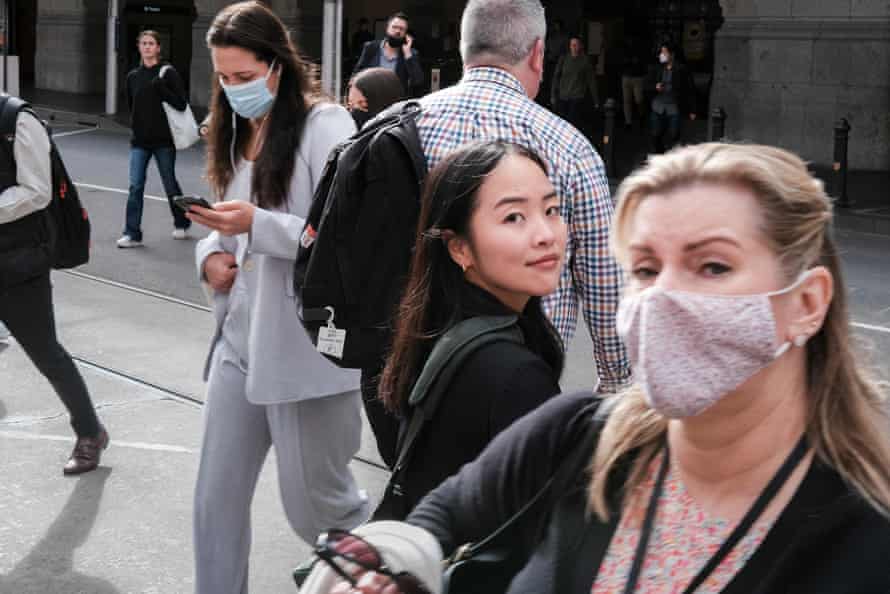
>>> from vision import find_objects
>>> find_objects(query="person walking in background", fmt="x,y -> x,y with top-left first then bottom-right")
0,97 -> 108,475
551,36 -> 600,135
541,18 -> 568,107
373,141 -> 565,520
648,41 -> 697,153
352,13 -> 424,98
620,36 -> 648,129
184,3 -> 368,592
402,143 -> 890,594
358,0 -> 630,480
117,30 -> 191,248
346,67 -> 404,130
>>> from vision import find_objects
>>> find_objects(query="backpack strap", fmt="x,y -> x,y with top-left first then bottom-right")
390,315 -> 522,482
0,95 -> 26,139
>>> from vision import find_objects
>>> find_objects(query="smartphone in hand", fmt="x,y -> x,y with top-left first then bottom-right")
173,195 -> 212,212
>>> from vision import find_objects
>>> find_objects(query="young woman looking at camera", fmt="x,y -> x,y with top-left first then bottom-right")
373,140 -> 567,521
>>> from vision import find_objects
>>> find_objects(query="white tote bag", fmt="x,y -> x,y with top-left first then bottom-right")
159,65 -> 200,150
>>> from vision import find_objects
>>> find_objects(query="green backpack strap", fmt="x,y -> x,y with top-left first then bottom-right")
389,315 -> 522,488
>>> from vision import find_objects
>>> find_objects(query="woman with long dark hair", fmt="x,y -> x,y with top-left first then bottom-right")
374,140 -> 567,520
185,3 -> 368,592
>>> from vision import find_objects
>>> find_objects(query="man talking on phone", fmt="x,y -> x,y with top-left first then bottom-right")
352,12 -> 424,97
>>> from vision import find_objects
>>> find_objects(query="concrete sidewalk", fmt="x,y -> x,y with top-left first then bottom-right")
0,272 -> 389,593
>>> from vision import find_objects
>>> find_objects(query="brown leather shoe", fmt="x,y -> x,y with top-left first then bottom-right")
63,428 -> 109,475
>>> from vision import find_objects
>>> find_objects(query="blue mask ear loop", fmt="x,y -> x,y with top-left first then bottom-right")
229,111 -> 237,174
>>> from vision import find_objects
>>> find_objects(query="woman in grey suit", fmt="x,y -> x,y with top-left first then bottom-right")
184,3 -> 368,592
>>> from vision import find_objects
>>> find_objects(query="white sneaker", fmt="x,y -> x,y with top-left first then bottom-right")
172,228 -> 189,240
116,235 -> 143,248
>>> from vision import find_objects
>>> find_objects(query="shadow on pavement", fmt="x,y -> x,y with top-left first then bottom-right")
0,467 -> 121,593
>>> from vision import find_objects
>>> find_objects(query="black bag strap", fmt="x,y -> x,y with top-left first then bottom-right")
0,95 -> 25,139
390,315 -> 522,478
448,396 -> 615,565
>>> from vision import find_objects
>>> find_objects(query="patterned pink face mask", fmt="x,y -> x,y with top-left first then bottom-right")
616,272 -> 810,418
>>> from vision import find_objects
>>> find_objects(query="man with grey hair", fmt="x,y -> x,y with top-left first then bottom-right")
360,0 -> 630,464
416,0 -> 629,390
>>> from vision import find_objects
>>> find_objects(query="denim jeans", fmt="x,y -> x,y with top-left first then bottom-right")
124,145 -> 189,241
650,111 -> 682,154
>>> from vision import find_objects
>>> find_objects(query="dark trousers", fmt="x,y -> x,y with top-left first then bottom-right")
556,98 -> 589,136
650,111 -> 682,154
0,273 -> 101,438
125,145 -> 189,241
360,362 -> 399,469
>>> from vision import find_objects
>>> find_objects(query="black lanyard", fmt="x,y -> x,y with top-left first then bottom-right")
622,434 -> 809,594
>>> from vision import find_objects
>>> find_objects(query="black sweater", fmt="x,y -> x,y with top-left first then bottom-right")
376,283 -> 562,520
126,62 -> 187,149
409,392 -> 890,594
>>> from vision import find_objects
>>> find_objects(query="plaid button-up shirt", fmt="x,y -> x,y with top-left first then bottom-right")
416,67 -> 631,391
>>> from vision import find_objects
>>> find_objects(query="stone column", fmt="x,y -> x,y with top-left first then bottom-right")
36,0 -> 107,94
712,0 -> 890,170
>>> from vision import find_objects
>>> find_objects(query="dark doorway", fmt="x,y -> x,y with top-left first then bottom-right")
11,0 -> 37,86
120,1 -> 197,108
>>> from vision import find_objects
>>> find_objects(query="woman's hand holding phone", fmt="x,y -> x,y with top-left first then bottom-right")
187,200 -> 256,237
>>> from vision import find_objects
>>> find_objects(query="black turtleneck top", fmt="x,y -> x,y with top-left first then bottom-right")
125,62 -> 188,149
379,281 -> 562,519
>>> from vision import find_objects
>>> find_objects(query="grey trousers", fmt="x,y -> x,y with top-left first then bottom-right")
193,339 -> 369,594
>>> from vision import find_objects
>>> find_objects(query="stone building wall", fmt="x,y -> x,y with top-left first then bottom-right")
35,0 -> 107,94
713,0 -> 890,170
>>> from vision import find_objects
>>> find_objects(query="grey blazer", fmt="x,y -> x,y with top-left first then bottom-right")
195,103 -> 359,405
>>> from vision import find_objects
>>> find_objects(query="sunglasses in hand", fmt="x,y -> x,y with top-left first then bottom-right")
314,529 -> 431,594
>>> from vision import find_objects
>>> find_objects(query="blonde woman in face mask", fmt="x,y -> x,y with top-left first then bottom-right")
392,143 -> 890,594
185,3 -> 368,593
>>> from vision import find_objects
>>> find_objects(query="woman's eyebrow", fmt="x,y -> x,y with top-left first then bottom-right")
683,235 -> 742,252
494,191 -> 558,209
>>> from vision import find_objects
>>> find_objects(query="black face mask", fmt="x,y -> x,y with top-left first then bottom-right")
351,108 -> 373,130
385,34 -> 406,48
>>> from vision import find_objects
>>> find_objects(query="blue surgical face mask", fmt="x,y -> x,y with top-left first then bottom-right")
220,59 -> 278,120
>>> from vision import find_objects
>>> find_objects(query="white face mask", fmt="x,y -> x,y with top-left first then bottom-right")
658,52 -> 670,64
616,271 -> 812,418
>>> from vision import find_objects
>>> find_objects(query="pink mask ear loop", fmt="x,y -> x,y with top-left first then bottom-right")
770,269 -> 814,358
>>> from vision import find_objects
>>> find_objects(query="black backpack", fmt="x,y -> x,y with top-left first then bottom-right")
294,101 -> 427,369
0,95 -> 90,270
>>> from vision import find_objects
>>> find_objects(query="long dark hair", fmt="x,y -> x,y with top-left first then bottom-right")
378,141 -> 565,415
205,1 -> 322,209
350,67 -> 404,118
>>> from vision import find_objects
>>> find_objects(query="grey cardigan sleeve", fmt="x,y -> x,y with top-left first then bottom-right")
248,103 -> 355,260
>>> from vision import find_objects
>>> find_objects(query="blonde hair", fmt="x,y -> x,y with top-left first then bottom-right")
590,142 -> 890,520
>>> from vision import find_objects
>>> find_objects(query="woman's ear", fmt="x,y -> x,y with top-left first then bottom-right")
444,231 -> 472,272
788,266 -> 833,345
